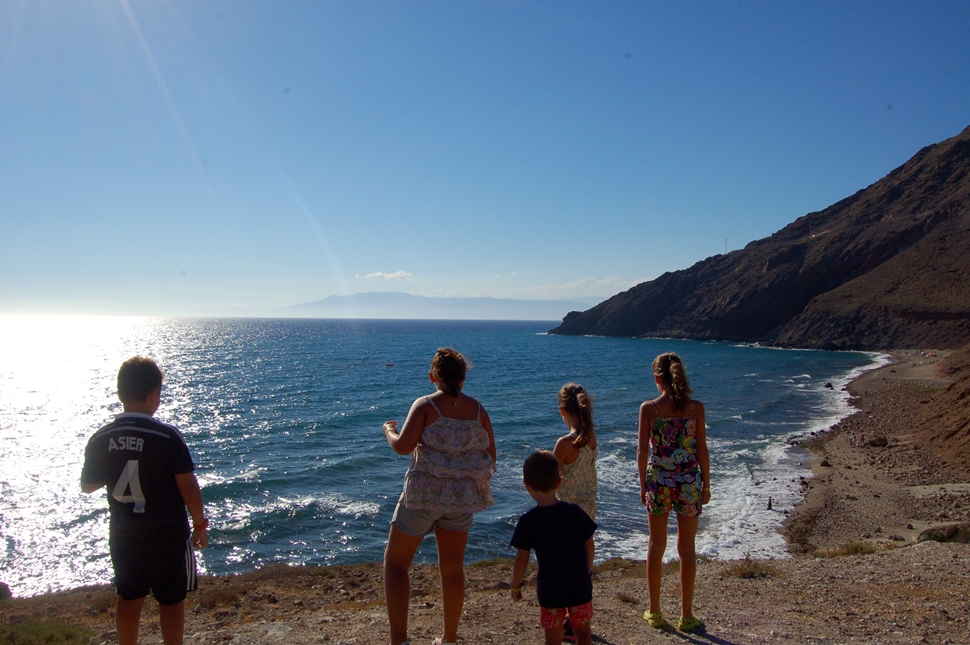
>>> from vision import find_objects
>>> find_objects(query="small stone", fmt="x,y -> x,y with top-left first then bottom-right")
820,459 -> 832,467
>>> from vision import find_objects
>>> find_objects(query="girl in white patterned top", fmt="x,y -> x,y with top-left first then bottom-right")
553,383 -> 598,519
381,348 -> 496,645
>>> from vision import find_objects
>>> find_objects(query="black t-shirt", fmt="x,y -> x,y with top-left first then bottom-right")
510,501 -> 597,608
81,413 -> 195,539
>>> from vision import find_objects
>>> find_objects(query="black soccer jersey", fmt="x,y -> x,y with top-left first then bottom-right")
81,412 -> 195,536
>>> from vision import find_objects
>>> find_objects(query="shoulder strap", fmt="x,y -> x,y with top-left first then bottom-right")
426,396 -> 440,413
688,400 -> 695,417
651,401 -> 659,416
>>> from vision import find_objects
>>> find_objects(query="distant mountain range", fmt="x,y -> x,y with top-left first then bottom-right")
283,292 -> 602,320
550,124 -> 970,350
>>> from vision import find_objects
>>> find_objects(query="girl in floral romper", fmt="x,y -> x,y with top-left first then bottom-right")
637,352 -> 710,633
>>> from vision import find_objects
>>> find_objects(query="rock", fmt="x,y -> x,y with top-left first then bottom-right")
917,522 -> 970,544
820,459 -> 832,467
868,436 -> 889,447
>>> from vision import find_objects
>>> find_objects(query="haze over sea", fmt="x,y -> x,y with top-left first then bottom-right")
0,316 -> 881,597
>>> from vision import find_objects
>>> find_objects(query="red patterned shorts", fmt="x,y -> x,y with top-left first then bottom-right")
539,601 -> 593,629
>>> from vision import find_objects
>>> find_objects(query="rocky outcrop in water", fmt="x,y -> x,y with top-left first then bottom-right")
550,125 -> 970,350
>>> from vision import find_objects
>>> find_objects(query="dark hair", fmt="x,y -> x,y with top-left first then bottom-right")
558,383 -> 594,448
523,450 -> 560,492
117,356 -> 163,404
653,352 -> 693,410
431,347 -> 467,397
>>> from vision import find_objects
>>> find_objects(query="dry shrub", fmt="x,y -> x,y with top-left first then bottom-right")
811,540 -> 896,558
0,621 -> 93,645
198,587 -> 242,610
469,557 -> 514,568
616,591 -> 639,604
718,554 -> 777,579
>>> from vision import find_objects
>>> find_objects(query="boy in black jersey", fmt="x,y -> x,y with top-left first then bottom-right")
510,450 -> 597,645
81,357 -> 208,645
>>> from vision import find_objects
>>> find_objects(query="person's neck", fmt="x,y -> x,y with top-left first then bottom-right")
123,402 -> 157,415
532,490 -> 560,507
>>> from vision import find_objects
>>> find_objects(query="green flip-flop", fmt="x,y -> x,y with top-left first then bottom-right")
642,611 -> 666,628
677,615 -> 705,632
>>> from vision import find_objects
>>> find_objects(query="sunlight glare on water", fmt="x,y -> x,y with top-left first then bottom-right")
0,316 -> 170,595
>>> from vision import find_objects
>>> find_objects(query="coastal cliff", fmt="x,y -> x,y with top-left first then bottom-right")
550,124 -> 970,350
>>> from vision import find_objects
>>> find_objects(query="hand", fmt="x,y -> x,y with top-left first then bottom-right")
382,421 -> 398,437
193,526 -> 208,549
702,486 -> 711,505
510,588 -> 522,603
640,487 -> 648,507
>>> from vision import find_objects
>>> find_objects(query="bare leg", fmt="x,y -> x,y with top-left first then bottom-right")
544,625 -> 565,645
158,600 -> 185,645
676,514 -> 700,619
572,619 -> 593,645
116,595 -> 146,645
434,526 -> 469,644
646,512 -> 669,615
384,524 -> 423,645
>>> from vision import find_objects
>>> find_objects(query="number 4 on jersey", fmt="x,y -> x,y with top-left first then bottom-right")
112,460 -> 146,513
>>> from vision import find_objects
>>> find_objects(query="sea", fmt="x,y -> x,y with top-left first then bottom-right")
0,316 -> 884,598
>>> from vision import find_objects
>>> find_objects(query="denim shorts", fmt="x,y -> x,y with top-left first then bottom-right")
391,497 -> 474,536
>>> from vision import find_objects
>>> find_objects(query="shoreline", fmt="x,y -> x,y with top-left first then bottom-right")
782,349 -> 970,554
4,350 -> 970,644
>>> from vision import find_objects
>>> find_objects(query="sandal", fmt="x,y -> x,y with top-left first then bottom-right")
432,640 -> 457,645
677,615 -> 705,632
642,611 -> 666,628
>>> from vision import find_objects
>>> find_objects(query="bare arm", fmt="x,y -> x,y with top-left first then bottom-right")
175,472 -> 208,549
637,402 -> 655,506
383,397 -> 430,455
80,481 -> 104,494
480,407 -> 497,463
553,434 -> 578,467
510,548 -> 530,602
694,401 -> 711,505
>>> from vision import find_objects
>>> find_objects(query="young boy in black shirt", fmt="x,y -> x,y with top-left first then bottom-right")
510,450 -> 597,645
81,357 -> 208,645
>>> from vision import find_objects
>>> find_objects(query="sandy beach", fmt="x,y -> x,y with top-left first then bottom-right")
3,351 -> 970,645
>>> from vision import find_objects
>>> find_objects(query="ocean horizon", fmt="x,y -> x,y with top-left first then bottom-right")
0,316 -> 881,598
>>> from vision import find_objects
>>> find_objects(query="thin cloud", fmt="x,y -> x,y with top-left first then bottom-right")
414,276 -> 646,300
357,271 -> 413,280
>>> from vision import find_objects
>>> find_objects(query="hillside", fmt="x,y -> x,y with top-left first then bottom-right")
550,125 -> 970,350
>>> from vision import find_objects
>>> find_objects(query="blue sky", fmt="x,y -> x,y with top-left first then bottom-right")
1,1 -> 968,316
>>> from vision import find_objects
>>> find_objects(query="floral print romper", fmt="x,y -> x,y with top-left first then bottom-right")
644,401 -> 703,517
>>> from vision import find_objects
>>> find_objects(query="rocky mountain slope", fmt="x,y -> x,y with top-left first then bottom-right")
550,125 -> 970,350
